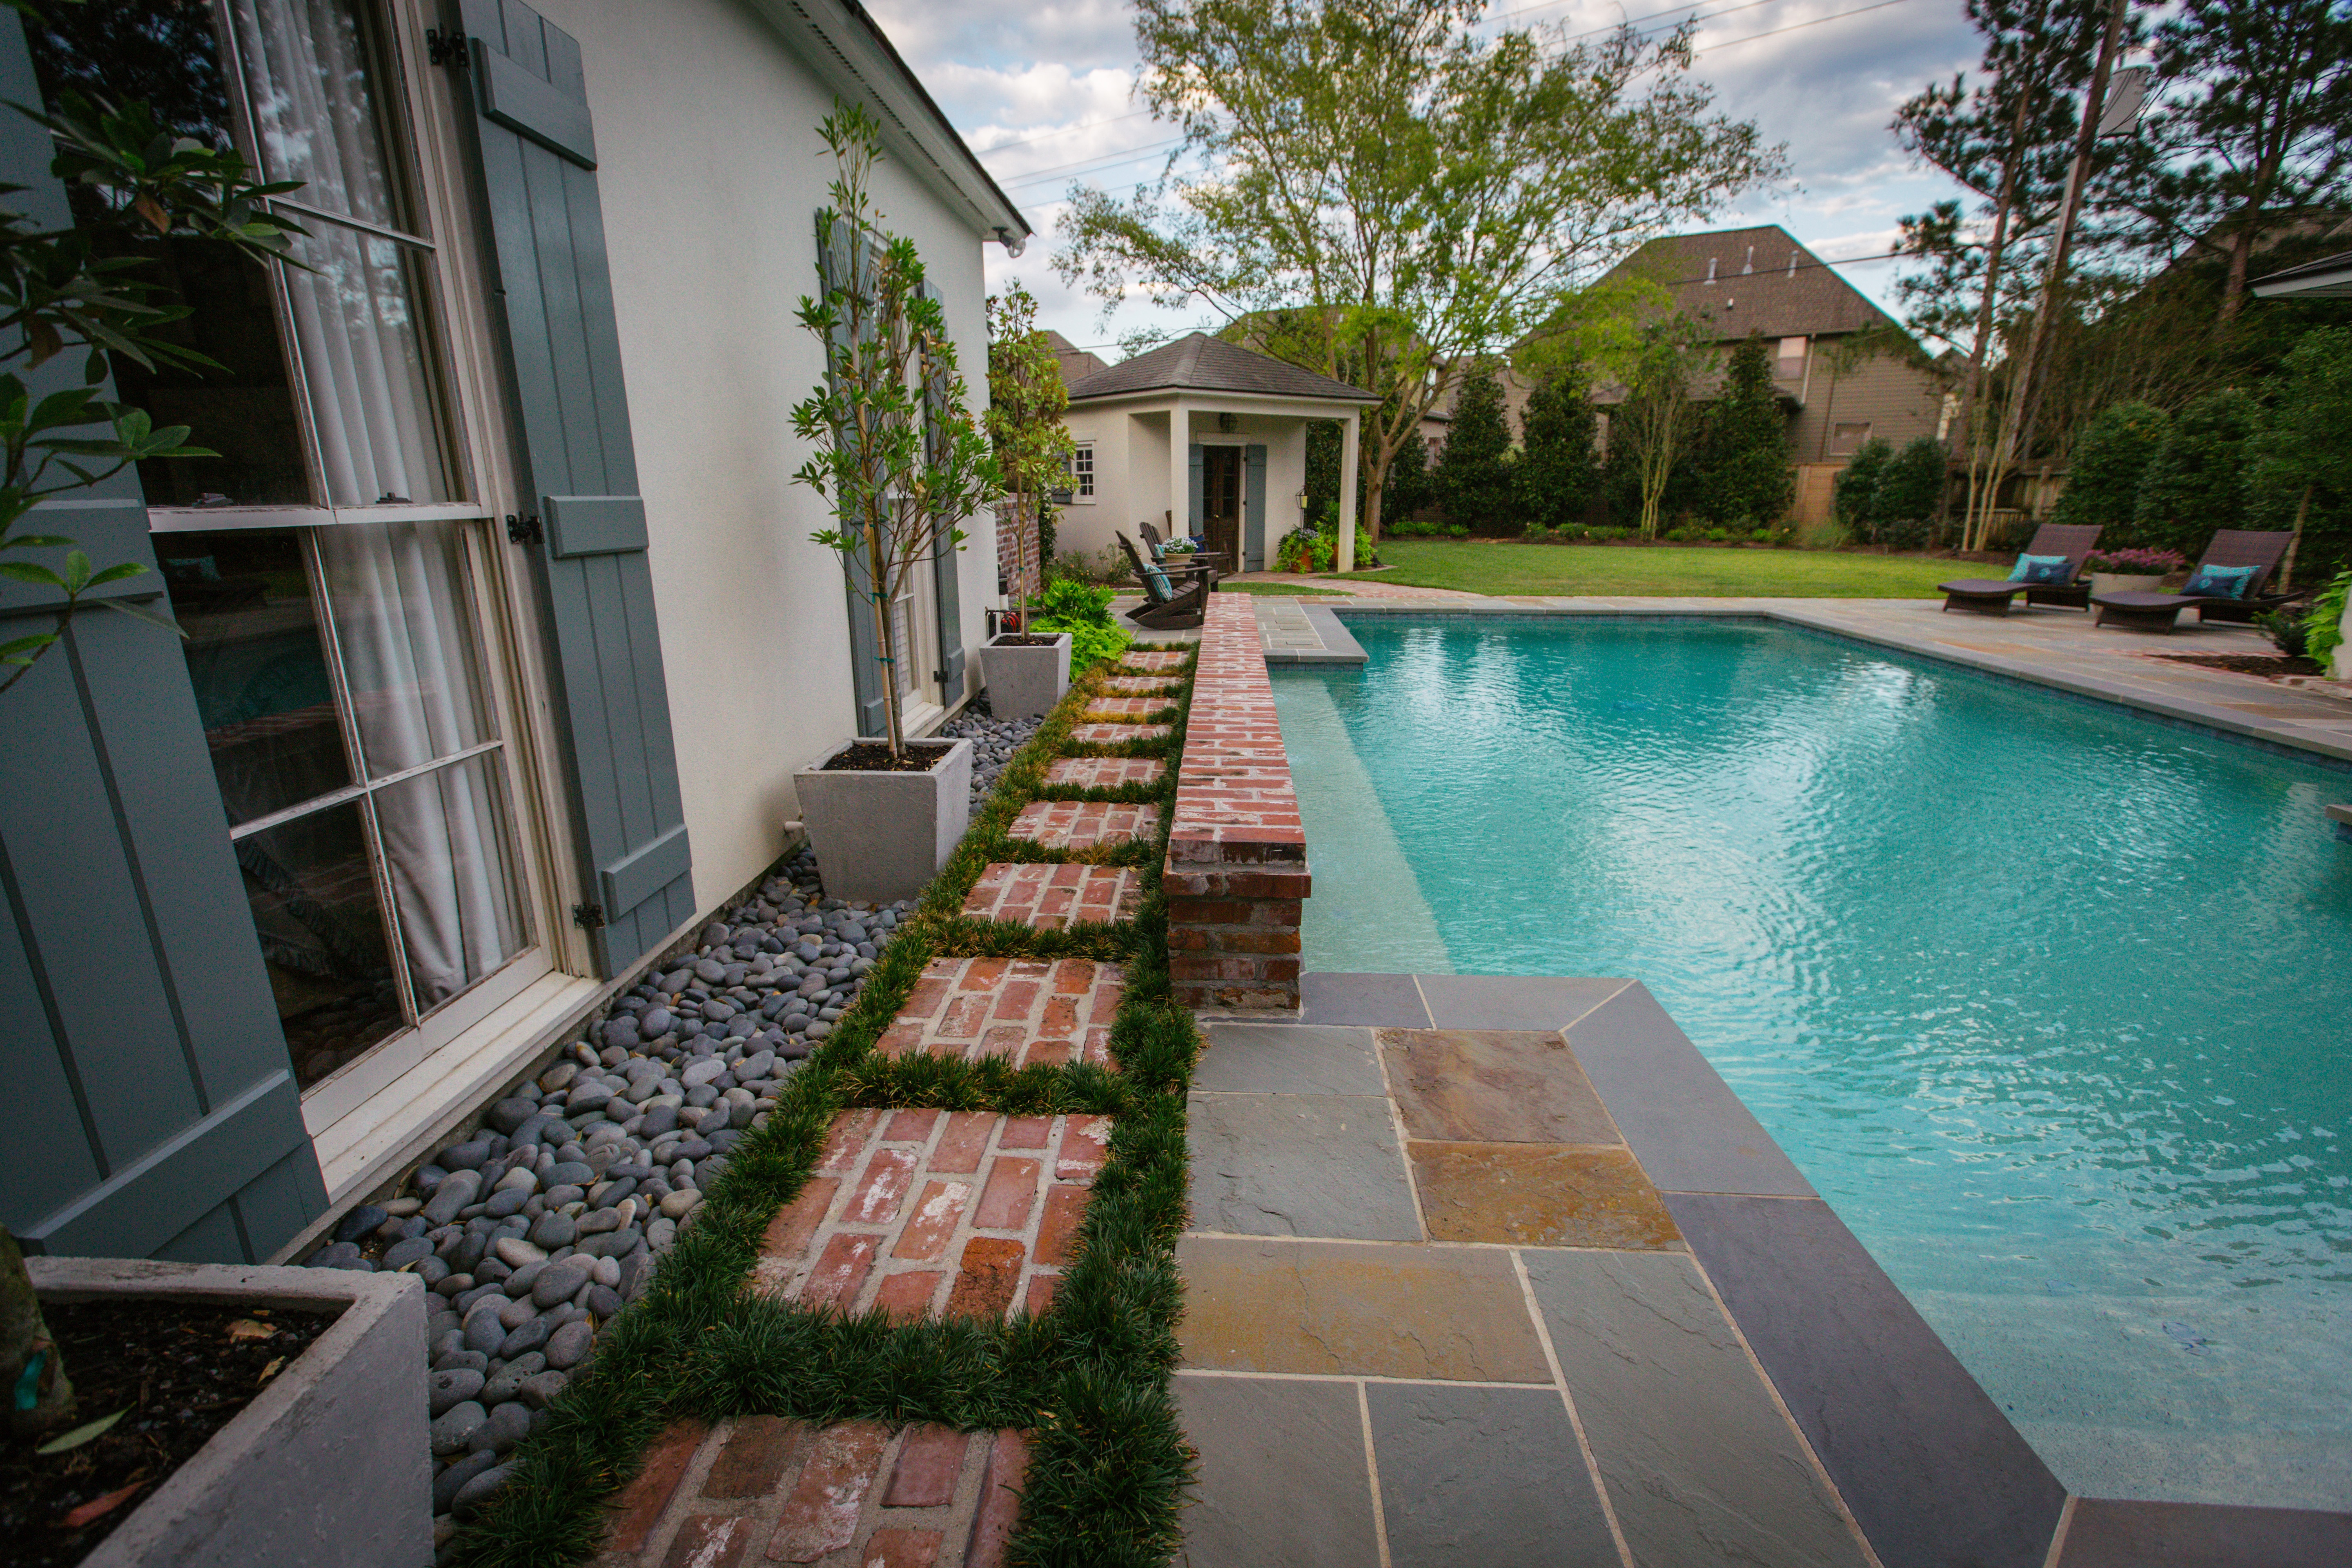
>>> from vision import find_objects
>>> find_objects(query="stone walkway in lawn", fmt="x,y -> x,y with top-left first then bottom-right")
588,651 -> 1187,1568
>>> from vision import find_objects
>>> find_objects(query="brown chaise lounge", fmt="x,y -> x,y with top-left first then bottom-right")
1937,523 -> 2102,615
1117,532 -> 1209,629
2091,530 -> 2296,633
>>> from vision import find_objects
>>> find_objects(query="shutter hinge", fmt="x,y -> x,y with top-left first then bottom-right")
425,28 -> 468,68
572,902 -> 606,930
506,512 -> 542,546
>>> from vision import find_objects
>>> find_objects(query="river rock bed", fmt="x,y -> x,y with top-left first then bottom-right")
941,705 -> 1040,806
298,848 -> 908,1559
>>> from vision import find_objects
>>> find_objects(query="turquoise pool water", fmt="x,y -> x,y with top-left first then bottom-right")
1272,617 -> 2352,1510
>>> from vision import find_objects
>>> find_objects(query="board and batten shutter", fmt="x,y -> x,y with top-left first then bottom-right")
0,9 -> 325,1261
917,281 -> 966,706
456,0 -> 693,976
814,209 -> 889,736
1243,443 -> 1267,570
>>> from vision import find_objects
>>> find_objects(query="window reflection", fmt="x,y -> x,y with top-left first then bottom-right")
234,798 -> 403,1087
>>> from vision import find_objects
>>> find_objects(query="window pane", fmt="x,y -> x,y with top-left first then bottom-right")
376,754 -> 528,1011
280,223 -> 453,505
314,519 -> 496,776
225,0 -> 412,232
236,798 -> 404,1087
162,529 -> 354,825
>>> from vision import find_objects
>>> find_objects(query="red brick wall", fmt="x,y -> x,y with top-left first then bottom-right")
1166,595 -> 1309,1010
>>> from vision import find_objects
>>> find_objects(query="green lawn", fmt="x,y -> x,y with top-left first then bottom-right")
1354,539 -> 1960,598
1221,580 -> 1352,596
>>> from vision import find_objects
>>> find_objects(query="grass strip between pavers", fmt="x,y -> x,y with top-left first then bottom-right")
449,645 -> 1202,1568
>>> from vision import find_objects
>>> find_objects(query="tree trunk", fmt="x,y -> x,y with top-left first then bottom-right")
3,1225 -> 73,1438
2282,483 -> 2312,592
2218,226 -> 2256,323
869,520 -> 905,758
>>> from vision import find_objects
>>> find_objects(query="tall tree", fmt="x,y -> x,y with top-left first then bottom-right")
1610,318 -> 1713,540
984,281 -> 1075,620
1516,365 -> 1598,532
1056,0 -> 1781,539
2126,0 -> 2352,322
2248,327 -> 2352,590
1698,334 -> 1792,528
2130,385 -> 2254,555
1433,361 -> 1514,532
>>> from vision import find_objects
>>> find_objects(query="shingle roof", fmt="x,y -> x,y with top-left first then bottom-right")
1601,225 -> 1895,342
1065,332 -> 1381,404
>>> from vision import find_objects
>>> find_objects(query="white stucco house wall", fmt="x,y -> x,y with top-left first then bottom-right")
1056,334 -> 1379,574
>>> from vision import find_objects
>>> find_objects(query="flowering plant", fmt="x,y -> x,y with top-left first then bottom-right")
2086,547 -> 2187,574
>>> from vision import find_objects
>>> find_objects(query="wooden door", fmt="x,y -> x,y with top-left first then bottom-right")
1203,445 -> 1243,563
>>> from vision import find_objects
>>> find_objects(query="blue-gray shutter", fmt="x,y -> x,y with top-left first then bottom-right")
917,281 -> 966,706
0,11 -> 324,1261
1244,443 -> 1268,570
1187,443 -> 1205,535
457,0 -> 692,976
815,211 -> 888,737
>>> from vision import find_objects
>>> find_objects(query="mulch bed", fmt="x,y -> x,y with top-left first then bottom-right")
820,740 -> 957,773
2148,653 -> 2325,679
1,1300 -> 335,1568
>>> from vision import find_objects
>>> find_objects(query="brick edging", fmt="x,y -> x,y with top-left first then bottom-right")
1165,597 -> 1308,1010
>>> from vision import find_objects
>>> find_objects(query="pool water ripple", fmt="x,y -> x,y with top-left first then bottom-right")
1274,617 -> 2352,1509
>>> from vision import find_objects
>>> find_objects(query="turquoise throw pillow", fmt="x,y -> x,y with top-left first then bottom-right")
1143,563 -> 1174,599
2009,553 -> 2072,584
2182,564 -> 2257,599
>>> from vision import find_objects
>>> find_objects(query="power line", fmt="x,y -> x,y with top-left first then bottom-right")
999,134 -> 1187,190
1690,0 -> 1915,54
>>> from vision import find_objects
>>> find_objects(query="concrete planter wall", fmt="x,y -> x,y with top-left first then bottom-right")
2090,572 -> 2167,596
795,737 -> 972,903
29,1257 -> 430,1568
978,632 -> 1071,720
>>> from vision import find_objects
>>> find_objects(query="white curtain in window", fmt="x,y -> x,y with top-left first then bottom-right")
229,0 -> 449,506
316,521 -> 523,1008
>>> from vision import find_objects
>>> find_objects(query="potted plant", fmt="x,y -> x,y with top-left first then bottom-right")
2087,547 -> 2187,595
789,103 -> 997,902
978,283 -> 1075,719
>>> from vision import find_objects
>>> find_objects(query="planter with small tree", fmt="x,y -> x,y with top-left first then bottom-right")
977,282 -> 1074,718
789,105 -> 997,902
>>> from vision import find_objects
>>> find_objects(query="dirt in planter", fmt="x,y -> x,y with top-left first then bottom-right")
989,634 -> 1063,646
0,1300 -> 336,1568
2149,653 -> 2325,679
821,739 -> 958,773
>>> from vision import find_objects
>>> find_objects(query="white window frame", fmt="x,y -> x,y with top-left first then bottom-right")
1067,439 -> 1095,503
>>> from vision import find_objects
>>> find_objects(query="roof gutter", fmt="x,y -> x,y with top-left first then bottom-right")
748,0 -> 1030,245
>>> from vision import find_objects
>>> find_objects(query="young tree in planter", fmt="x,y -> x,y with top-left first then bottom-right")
1699,333 -> 1792,530
1433,361 -> 1515,532
984,281 -> 1074,624
1516,363 -> 1599,532
794,104 -> 1000,759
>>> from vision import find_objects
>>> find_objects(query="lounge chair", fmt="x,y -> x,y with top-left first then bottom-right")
2091,530 -> 2296,633
1117,533 -> 1209,628
1937,523 -> 2102,615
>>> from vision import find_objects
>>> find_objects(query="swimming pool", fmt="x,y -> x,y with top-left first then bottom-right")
1272,616 -> 2352,1510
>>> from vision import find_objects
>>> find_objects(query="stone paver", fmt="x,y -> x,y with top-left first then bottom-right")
878,957 -> 1123,1067
962,862 -> 1141,929
1006,800 -> 1160,849
1186,1091 -> 1420,1241
1042,756 -> 1165,790
1101,675 -> 1184,695
1364,1382 -> 1621,1565
593,1417 -> 1030,1568
1407,1140 -> 1683,1250
1173,1375 -> 1383,1568
1067,722 -> 1170,746
748,1108 -> 1107,1320
1378,1027 -> 1622,1144
1082,696 -> 1178,721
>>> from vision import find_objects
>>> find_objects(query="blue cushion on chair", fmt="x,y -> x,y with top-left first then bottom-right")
1142,563 -> 1174,599
2008,553 -> 2073,584
2182,563 -> 2257,599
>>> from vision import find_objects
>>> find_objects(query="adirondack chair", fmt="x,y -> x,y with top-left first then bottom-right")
1117,532 -> 1209,628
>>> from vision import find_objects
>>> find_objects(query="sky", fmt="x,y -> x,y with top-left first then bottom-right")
863,0 -> 1995,359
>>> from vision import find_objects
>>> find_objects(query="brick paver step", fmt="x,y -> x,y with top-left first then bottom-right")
749,1107 -> 1109,1324
1119,651 -> 1188,672
1008,800 -> 1160,849
1101,675 -> 1184,695
963,862 -> 1142,929
594,1413 -> 1030,1568
1082,696 -> 1178,721
1067,722 -> 1170,746
879,956 -> 1122,1069
1044,756 -> 1165,790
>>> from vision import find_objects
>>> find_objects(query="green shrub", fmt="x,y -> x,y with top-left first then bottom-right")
2134,388 -> 2256,557
1443,522 -> 1469,538
2050,402 -> 2168,543
2257,608 -> 2310,660
1390,516 -> 1441,537
1699,334 -> 1795,528
1870,437 -> 1947,549
1028,579 -> 1131,666
1434,362 -> 1519,533
2308,570 -> 2350,670
1833,439 -> 1892,542
1516,365 -> 1600,532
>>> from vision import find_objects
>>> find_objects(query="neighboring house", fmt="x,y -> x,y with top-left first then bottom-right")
1057,333 -> 1379,572
1555,225 -> 1946,527
2252,248 -> 2352,300
1045,329 -> 1108,389
1,0 -> 1022,1265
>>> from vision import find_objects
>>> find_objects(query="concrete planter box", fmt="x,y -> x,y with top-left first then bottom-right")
978,632 -> 1071,719
27,1256 -> 430,1568
2090,572 -> 2167,596
795,737 -> 972,904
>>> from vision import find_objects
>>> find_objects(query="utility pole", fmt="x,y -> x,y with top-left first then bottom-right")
1996,0 -> 2130,475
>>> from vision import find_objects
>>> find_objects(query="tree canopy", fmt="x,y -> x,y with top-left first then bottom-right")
1433,361 -> 1514,533
1055,0 -> 1781,537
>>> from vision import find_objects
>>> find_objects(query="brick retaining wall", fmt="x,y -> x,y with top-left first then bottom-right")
1166,595 -> 1309,1010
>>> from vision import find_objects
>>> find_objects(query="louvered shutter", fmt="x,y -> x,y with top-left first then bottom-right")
457,0 -> 693,976
1244,443 -> 1268,570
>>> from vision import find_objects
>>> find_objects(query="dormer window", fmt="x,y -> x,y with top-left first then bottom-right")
1742,245 -> 1754,274
1706,257 -> 1718,284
